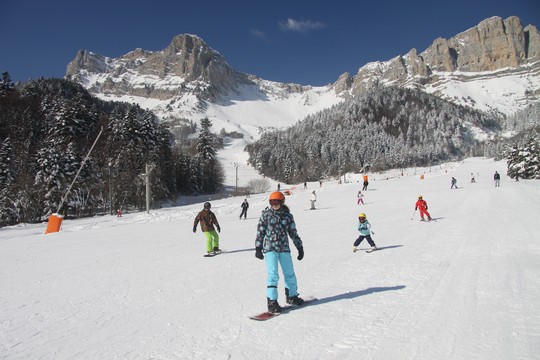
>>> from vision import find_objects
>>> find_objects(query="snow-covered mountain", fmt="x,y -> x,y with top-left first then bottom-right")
338,16 -> 540,117
65,16 -> 540,144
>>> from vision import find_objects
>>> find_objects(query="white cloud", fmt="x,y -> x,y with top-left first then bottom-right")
278,18 -> 325,32
250,29 -> 269,42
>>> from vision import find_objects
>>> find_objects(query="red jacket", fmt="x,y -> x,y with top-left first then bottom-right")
415,199 -> 428,210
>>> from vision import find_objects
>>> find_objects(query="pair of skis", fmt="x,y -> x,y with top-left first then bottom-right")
249,296 -> 317,321
353,247 -> 377,253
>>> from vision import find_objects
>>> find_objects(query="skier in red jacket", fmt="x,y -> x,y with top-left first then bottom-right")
415,195 -> 432,221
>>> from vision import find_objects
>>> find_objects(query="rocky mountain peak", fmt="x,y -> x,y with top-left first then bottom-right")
335,16 -> 540,113
65,34 -> 249,100
422,16 -> 535,72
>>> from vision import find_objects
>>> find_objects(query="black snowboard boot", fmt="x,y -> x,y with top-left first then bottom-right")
285,288 -> 304,306
267,298 -> 282,313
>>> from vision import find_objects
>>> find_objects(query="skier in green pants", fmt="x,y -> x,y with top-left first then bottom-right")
193,202 -> 221,256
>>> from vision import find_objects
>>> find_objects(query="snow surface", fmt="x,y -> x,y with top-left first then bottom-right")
423,63 -> 540,116
2,157 -> 540,359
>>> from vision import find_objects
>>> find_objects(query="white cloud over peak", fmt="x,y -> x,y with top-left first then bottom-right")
278,18 -> 325,32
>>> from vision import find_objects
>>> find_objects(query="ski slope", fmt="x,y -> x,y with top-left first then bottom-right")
1,158 -> 540,359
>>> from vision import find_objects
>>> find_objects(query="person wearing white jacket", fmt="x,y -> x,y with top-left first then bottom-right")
310,190 -> 317,210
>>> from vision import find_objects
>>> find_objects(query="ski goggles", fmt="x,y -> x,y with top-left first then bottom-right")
269,199 -> 283,205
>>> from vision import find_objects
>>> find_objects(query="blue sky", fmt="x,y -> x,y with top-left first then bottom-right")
2,0 -> 539,86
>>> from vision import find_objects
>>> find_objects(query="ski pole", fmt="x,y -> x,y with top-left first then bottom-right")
411,209 -> 416,220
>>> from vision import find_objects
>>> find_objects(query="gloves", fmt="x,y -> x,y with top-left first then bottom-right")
193,226 -> 196,233
255,248 -> 264,260
297,247 -> 304,261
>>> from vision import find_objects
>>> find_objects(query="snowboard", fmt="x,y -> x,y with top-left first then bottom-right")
203,249 -> 223,257
249,296 -> 317,321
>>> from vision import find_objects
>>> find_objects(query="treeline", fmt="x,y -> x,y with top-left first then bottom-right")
0,76 -> 223,227
247,86 -> 501,184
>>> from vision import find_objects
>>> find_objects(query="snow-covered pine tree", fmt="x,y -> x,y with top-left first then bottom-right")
196,117 -> 217,161
0,137 -> 18,225
0,71 -> 15,96
194,117 -> 223,193
507,136 -> 540,179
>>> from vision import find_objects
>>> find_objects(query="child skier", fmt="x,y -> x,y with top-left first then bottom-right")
353,213 -> 377,252
255,191 -> 304,313
415,195 -> 432,221
357,190 -> 364,205
193,202 -> 221,256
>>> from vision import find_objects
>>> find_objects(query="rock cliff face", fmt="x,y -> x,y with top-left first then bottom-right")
66,34 -> 256,100
66,16 -> 539,116
341,16 -> 540,96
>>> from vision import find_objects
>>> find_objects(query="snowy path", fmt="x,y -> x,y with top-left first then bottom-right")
1,158 -> 539,359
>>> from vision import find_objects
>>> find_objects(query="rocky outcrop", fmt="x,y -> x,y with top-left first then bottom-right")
337,16 -> 540,95
66,34 -> 254,100
423,16 -> 530,72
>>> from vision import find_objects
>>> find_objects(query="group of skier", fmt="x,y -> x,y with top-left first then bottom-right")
450,171 -> 502,188
192,169 -> 504,314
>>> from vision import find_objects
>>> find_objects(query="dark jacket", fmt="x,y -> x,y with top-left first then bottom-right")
255,206 -> 302,253
194,209 -> 220,232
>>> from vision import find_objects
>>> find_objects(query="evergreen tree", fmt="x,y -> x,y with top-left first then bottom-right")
507,136 -> 540,179
0,137 -> 18,225
0,71 -> 15,96
194,117 -> 223,193
196,117 -> 217,161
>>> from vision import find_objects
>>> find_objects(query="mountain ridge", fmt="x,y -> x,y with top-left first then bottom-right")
65,16 -> 540,136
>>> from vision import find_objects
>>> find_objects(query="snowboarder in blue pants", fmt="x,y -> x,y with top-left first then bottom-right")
255,191 -> 304,313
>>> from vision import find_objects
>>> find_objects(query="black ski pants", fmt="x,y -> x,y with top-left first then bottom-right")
354,235 -> 375,247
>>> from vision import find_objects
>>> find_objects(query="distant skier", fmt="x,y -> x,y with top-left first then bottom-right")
310,190 -> 317,210
494,171 -> 501,187
415,195 -> 432,221
255,191 -> 304,313
471,173 -> 476,183
362,175 -> 369,191
277,183 -> 281,191
304,181 -> 307,189
240,199 -> 249,220
353,213 -> 377,252
451,177 -> 458,189
193,202 -> 221,256
357,190 -> 364,205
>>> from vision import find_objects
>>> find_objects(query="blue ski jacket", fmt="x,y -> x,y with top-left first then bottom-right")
357,220 -> 372,236
255,206 -> 302,253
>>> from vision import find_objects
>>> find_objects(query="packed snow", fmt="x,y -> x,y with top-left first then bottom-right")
1,157 -> 540,359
